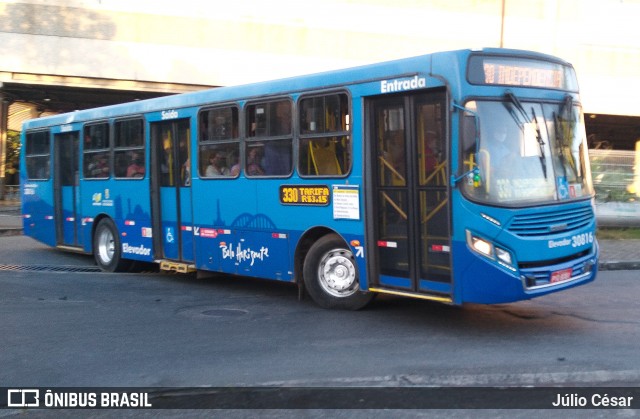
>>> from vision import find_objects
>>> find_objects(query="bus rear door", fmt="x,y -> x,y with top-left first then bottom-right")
150,119 -> 194,265
53,131 -> 81,248
367,91 -> 453,301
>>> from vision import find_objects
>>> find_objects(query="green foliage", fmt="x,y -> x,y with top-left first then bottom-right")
5,130 -> 20,172
597,228 -> 640,240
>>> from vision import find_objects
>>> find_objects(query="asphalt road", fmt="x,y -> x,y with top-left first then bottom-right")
1,236 -> 639,417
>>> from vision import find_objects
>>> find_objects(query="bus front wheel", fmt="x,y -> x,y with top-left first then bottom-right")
303,234 -> 374,310
93,218 -> 130,272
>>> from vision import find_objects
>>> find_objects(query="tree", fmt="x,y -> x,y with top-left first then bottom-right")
5,130 -> 21,185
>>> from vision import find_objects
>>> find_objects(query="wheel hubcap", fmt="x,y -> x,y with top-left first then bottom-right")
318,249 -> 358,298
97,228 -> 115,265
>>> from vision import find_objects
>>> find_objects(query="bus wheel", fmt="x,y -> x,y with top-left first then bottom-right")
93,218 -> 130,272
303,234 -> 373,310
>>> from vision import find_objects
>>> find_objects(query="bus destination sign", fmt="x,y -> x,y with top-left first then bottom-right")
280,185 -> 330,206
468,55 -> 577,90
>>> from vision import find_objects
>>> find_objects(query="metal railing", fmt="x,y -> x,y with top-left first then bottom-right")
1,184 -> 20,201
589,149 -> 640,227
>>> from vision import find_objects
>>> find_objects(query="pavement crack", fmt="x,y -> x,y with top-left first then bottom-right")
551,311 -> 640,325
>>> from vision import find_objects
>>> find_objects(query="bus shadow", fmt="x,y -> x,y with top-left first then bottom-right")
365,293 -> 591,335
132,270 -> 593,337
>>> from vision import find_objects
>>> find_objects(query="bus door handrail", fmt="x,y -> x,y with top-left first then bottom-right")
423,160 -> 448,185
378,155 -> 406,185
381,191 -> 407,220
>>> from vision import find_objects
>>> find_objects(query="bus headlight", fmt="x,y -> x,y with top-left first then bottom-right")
495,247 -> 514,269
466,230 -> 516,271
470,235 -> 493,257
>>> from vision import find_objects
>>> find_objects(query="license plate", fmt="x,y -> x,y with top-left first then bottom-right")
550,268 -> 573,284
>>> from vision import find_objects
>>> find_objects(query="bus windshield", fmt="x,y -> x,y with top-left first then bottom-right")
462,98 -> 594,205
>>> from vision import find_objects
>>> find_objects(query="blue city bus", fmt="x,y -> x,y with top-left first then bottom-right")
20,48 -> 598,309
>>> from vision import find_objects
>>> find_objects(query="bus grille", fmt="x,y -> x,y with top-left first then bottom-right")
507,206 -> 593,237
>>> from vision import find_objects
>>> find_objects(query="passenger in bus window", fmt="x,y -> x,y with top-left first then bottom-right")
423,131 -> 439,174
246,146 -> 265,176
126,152 -> 145,178
88,154 -> 109,177
259,101 -> 292,175
229,151 -> 240,177
205,150 -> 230,176
263,141 -> 291,175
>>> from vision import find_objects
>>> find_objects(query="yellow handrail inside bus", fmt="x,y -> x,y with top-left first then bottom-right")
378,155 -> 405,185
423,160 -> 448,185
309,139 -> 342,175
381,191 -> 407,220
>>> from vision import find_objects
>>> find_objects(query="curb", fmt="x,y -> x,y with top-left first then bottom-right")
0,228 -> 23,237
599,261 -> 640,271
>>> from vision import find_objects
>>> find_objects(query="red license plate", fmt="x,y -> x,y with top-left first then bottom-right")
550,268 -> 573,284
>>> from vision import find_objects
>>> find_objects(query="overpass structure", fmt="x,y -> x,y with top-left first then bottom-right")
1,0 -> 640,199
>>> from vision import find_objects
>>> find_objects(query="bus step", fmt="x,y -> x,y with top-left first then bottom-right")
368,287 -> 453,304
56,245 -> 89,254
159,260 -> 196,274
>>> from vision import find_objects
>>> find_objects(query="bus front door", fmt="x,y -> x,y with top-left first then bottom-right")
54,131 -> 81,248
150,119 -> 194,263
367,92 -> 452,299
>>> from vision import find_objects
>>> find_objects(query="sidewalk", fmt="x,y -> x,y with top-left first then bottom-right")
1,199 -> 639,270
0,199 -> 22,237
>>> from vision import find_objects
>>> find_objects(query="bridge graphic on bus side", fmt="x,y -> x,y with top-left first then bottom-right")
230,213 -> 277,230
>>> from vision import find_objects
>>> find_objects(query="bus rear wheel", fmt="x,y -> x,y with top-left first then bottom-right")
93,218 -> 131,272
303,234 -> 374,310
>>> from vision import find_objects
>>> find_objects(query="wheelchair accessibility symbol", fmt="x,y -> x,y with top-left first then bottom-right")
557,177 -> 569,200
166,227 -> 175,243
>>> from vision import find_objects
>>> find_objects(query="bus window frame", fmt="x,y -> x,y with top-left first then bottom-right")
457,96 -> 594,208
297,90 -> 352,179
25,129 -> 51,181
83,120 -> 111,180
113,117 -> 146,180
244,96 -> 294,179
197,103 -> 241,180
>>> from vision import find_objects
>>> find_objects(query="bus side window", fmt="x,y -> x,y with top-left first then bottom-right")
245,99 -> 293,177
298,93 -> 350,177
83,122 -> 110,179
25,130 -> 51,180
114,119 -> 145,179
198,106 -> 239,178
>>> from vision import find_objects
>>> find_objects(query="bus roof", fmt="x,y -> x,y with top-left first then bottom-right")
21,48 -> 571,130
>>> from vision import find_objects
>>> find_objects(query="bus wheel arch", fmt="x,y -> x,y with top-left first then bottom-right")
298,229 -> 374,310
92,216 -> 131,272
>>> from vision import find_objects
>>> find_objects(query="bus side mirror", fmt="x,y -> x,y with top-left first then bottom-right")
462,113 -> 478,152
452,103 -> 481,186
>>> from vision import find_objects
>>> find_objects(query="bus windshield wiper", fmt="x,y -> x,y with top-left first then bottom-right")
530,108 -> 547,179
505,91 -> 547,179
505,91 -> 530,127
